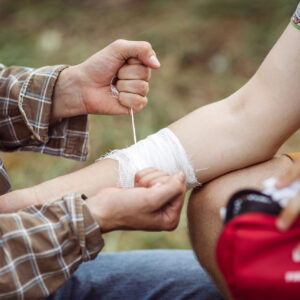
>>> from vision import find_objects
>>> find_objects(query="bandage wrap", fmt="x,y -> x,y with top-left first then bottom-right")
98,128 -> 199,189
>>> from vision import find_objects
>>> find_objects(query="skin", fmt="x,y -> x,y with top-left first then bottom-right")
187,155 -> 293,300
51,39 -> 160,121
2,23 -> 300,228
88,168 -> 186,233
276,157 -> 300,231
1,22 -> 300,298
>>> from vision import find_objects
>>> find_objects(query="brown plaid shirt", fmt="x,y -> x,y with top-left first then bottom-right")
0,64 -> 104,299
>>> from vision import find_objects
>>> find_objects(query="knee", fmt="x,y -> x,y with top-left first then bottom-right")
187,182 -> 225,261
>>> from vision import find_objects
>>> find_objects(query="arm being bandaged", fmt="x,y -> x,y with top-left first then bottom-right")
98,128 -> 199,189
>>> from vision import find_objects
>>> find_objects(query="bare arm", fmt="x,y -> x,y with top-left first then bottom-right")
171,23 -> 300,182
3,23 -> 300,211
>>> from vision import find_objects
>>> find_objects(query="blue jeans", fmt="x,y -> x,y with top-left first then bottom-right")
46,250 -> 223,300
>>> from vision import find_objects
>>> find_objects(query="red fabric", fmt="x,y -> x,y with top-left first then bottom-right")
216,213 -> 300,300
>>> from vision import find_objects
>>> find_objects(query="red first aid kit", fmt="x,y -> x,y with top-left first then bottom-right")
216,190 -> 300,300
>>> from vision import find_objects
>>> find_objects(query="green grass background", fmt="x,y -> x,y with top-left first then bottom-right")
0,0 -> 299,252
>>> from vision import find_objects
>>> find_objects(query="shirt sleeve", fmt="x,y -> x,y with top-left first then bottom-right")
291,2 -> 300,30
0,193 -> 104,299
0,64 -> 88,161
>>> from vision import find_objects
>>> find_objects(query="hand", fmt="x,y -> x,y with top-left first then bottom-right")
52,39 -> 160,120
275,157 -> 300,231
134,167 -> 170,188
86,171 -> 186,233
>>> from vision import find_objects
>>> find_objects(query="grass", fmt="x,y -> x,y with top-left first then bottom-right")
0,0 -> 299,251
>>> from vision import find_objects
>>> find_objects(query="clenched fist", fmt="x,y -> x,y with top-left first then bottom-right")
52,39 -> 160,120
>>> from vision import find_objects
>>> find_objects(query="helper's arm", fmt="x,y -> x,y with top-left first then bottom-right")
3,23 -> 300,211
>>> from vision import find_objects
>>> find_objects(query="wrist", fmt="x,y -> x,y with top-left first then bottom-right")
52,65 -> 86,122
86,196 -> 115,234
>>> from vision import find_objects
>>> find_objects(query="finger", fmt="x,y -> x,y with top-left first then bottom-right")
276,158 -> 300,188
276,195 -> 300,231
118,64 -> 151,81
149,172 -> 186,208
118,92 -> 148,112
159,187 -> 185,231
135,168 -> 158,180
104,93 -> 131,115
148,176 -> 169,187
111,39 -> 160,69
137,171 -> 170,188
135,167 -> 158,187
116,80 -> 149,97
127,58 -> 142,65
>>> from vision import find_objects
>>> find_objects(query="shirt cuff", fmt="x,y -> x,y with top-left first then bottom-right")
18,65 -> 89,161
63,193 -> 104,261
291,2 -> 300,30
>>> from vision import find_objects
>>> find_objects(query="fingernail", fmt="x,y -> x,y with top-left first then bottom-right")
149,55 -> 160,67
276,219 -> 287,231
176,171 -> 185,182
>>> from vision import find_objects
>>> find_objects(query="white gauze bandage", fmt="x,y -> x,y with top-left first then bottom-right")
99,128 -> 199,189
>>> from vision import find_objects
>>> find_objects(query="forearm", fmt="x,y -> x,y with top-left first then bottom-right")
32,158 -> 118,201
0,159 -> 117,213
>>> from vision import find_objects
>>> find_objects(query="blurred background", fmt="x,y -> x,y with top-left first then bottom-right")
0,0 -> 299,252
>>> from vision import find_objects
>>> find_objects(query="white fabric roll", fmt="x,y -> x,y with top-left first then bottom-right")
98,128 -> 199,189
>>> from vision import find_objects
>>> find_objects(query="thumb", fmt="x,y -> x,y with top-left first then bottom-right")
150,172 -> 186,208
110,39 -> 160,69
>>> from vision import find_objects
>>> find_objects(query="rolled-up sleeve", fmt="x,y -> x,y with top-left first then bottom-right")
0,64 -> 88,161
0,193 -> 104,299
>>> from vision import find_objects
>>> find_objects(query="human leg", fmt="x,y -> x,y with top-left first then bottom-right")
46,250 -> 224,300
187,155 -> 293,299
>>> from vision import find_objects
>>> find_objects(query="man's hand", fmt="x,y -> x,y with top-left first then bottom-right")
276,158 -> 300,231
52,39 -> 160,121
86,170 -> 186,233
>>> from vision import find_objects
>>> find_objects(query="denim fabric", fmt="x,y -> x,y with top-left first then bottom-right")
46,250 -> 223,300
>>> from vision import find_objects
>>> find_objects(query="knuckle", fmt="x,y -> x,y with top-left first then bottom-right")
145,68 -> 151,80
113,39 -> 126,47
141,97 -> 148,107
173,180 -> 182,191
141,41 -> 152,50
138,66 -> 149,80
132,94 -> 142,105
139,81 -> 149,95
138,178 -> 148,188
135,172 -> 142,182
166,216 -> 179,231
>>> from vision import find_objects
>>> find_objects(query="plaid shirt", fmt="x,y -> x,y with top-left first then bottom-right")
0,64 -> 104,299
